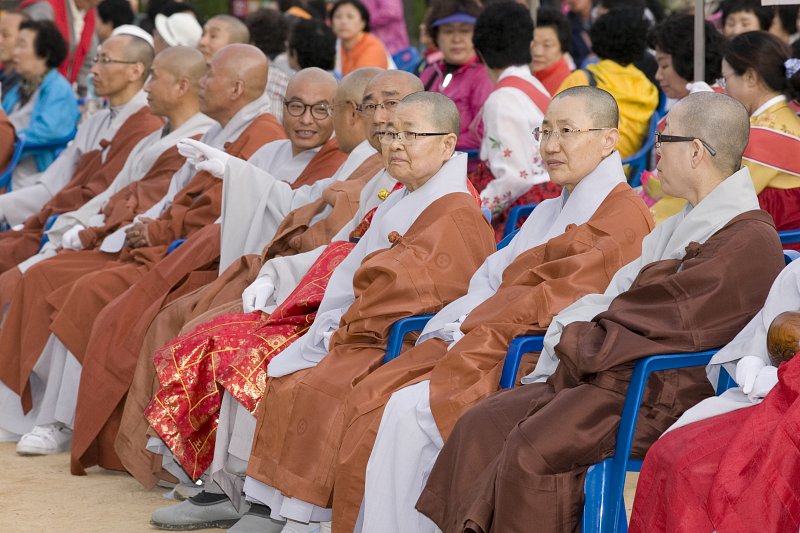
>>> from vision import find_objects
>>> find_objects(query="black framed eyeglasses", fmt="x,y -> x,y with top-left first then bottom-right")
378,130 -> 450,144
655,132 -> 717,156
92,55 -> 139,65
284,100 -> 333,119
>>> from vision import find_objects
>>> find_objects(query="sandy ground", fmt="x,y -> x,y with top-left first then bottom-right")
0,442 -> 218,533
0,441 -> 639,532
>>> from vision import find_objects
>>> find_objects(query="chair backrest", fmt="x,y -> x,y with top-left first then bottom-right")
503,204 -> 537,238
779,230 -> 800,245
481,207 -> 491,223
0,133 -> 27,191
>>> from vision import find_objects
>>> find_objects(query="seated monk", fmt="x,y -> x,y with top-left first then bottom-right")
629,260 -> 800,532
334,86 -> 655,533
147,92 -> 496,532
0,43 -> 286,454
112,68 -> 403,493
0,32 -> 164,267
413,91 -> 786,533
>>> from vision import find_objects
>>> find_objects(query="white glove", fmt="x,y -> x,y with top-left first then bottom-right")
242,275 -> 275,313
442,314 -> 467,348
686,81 -> 713,94
177,138 -> 230,178
735,355 -> 766,395
746,365 -> 778,403
323,329 -> 334,351
62,224 -> 86,250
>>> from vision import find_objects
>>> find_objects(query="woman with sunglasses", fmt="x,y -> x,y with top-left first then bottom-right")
1,19 -> 79,190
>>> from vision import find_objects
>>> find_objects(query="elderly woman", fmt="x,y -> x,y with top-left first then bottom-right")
1,19 -> 79,190
531,7 -> 574,95
419,0 -> 492,150
331,0 -> 390,76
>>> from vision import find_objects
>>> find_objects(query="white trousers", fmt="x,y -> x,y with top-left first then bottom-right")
0,334 -> 80,434
362,380 -> 441,533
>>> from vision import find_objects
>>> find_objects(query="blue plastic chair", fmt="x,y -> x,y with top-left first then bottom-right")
503,204 -> 537,238
481,207 -> 491,223
382,229 -> 521,364
581,350 -> 736,533
392,47 -> 421,73
38,214 -> 61,248
621,93 -> 667,188
464,149 -> 479,161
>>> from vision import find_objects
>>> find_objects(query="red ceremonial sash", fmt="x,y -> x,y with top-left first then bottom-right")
495,75 -> 551,114
743,126 -> 800,177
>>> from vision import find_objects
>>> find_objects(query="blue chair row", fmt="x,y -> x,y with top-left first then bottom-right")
621,92 -> 667,189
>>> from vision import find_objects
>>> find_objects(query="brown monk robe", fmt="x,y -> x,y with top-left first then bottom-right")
247,191 -> 496,503
416,210 -> 785,532
112,151 -> 385,487
0,106 -> 163,272
68,137 -> 348,475
0,110 -> 285,417
331,183 -> 654,531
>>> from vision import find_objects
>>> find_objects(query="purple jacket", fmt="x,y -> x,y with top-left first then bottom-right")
361,0 -> 409,54
420,58 -> 494,150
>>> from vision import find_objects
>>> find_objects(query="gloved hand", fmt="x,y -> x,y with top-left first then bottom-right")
735,355 -> 766,395
745,364 -> 778,403
177,138 -> 230,178
242,275 -> 275,313
62,224 -> 86,250
442,315 -> 467,347
686,81 -> 714,94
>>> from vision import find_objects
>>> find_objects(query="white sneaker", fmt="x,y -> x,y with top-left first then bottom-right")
0,427 -> 21,442
16,423 -> 72,455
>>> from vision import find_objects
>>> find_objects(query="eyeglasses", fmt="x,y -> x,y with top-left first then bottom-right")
358,99 -> 401,115
92,55 -> 139,65
284,100 -> 332,119
532,127 -> 610,142
378,130 -> 449,145
655,132 -> 717,156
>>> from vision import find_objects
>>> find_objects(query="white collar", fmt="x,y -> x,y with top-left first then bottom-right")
751,95 -> 786,118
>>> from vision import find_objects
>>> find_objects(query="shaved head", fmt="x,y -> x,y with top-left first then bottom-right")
670,92 -> 749,175
286,67 -> 338,101
339,67 -> 383,104
112,34 -> 156,78
154,46 -> 206,93
363,70 -> 424,102
210,15 -> 250,43
398,92 -> 460,135
554,86 -> 619,129
214,44 -> 269,98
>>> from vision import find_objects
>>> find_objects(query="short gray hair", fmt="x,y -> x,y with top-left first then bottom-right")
554,86 -> 619,128
398,92 -> 459,135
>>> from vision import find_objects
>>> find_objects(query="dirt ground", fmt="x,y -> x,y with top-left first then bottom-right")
0,441 -> 639,532
0,442 -> 218,533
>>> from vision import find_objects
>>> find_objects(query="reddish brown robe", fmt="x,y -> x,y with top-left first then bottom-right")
68,135 -> 347,474
629,353 -> 800,533
0,107 -> 163,272
114,153 -> 384,487
416,210 -> 785,533
331,184 -> 654,531
246,193 -> 496,508
0,113 -> 284,417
